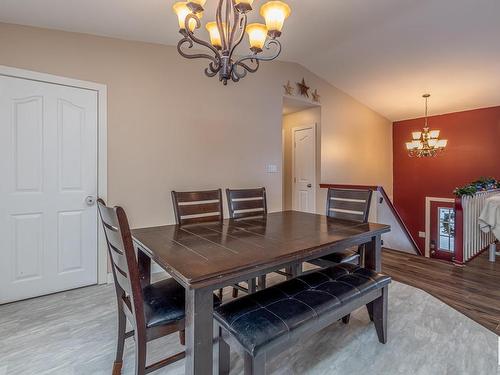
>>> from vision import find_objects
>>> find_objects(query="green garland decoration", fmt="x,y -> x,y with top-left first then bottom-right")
453,177 -> 500,197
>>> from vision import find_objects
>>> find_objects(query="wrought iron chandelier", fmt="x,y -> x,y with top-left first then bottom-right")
406,94 -> 448,158
172,0 -> 291,85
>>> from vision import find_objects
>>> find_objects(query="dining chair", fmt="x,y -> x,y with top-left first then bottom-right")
226,187 -> 294,295
171,189 -> 224,226
310,188 -> 373,268
98,199 -> 220,375
171,189 -> 255,299
308,188 -> 372,324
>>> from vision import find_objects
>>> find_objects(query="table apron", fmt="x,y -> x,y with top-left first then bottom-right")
185,233 -> 382,291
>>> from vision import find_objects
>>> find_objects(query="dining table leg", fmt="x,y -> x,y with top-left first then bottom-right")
185,287 -> 214,375
364,234 -> 382,272
136,247 -> 151,288
364,234 -> 382,321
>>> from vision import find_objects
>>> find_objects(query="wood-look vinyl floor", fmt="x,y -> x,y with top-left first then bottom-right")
382,247 -> 500,335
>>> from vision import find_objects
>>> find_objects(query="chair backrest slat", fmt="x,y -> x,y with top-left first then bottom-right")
226,187 -> 267,220
326,188 -> 372,223
171,189 -> 223,225
97,199 -> 145,329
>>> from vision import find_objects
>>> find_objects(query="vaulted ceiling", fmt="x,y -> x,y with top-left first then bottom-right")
1,0 -> 499,121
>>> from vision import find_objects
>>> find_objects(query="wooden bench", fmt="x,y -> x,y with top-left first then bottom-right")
214,263 -> 391,375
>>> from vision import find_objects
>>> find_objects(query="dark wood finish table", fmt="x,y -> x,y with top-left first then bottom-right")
132,211 -> 390,375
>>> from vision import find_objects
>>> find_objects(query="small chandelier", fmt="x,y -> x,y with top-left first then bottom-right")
172,0 -> 291,85
406,94 -> 448,158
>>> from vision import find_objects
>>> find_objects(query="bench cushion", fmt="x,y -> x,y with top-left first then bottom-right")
214,263 -> 390,356
319,248 -> 360,264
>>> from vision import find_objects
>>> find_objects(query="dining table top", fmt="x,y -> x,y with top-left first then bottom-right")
131,210 -> 390,289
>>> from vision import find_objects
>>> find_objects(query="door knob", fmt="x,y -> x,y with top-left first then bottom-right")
86,195 -> 97,206
307,184 -> 312,188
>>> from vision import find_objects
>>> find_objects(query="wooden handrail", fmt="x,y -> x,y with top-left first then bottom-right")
320,184 -> 423,256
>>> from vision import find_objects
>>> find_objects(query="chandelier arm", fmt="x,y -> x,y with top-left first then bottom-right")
227,0 -> 239,52
228,13 -> 247,59
216,0 -> 230,51
205,66 -> 219,77
204,61 -> 221,77
237,59 -> 259,74
233,39 -> 282,67
177,37 -> 220,68
231,59 -> 259,82
230,68 -> 243,82
184,14 -> 222,60
225,0 -> 232,48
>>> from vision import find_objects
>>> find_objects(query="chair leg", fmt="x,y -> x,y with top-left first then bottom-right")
372,286 -> 388,344
113,310 -> 126,375
218,329 -> 230,375
248,279 -> 257,294
134,331 -> 147,375
341,314 -> 351,324
219,288 -> 224,301
366,301 -> 374,321
179,330 -> 185,346
232,287 -> 239,298
358,245 -> 365,267
244,352 -> 265,375
258,275 -> 267,290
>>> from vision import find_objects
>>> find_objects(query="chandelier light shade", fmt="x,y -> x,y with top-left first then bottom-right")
406,94 -> 448,158
246,23 -> 268,53
173,2 -> 202,32
172,0 -> 291,85
260,1 -> 291,37
206,21 -> 224,49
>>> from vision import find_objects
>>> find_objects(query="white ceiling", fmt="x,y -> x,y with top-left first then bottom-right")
1,0 -> 499,121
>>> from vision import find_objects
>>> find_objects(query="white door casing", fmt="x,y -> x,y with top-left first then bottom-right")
292,124 -> 316,213
0,67 -> 107,303
424,196 -> 455,258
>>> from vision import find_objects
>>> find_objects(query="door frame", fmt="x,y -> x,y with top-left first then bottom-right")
291,123 -> 317,213
425,197 -> 455,258
0,65 -> 108,285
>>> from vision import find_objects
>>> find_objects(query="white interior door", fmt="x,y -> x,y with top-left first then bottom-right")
292,125 -> 316,213
0,75 -> 98,304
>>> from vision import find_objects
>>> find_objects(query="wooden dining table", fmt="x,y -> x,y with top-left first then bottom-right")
131,210 -> 390,375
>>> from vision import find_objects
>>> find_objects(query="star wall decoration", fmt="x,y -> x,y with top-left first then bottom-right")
297,78 -> 310,98
283,81 -> 294,95
312,89 -> 320,103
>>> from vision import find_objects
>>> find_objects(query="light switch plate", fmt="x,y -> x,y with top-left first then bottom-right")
418,231 -> 426,238
266,164 -> 278,173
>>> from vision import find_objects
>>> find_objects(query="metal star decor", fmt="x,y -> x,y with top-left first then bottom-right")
312,89 -> 320,103
283,81 -> 294,95
297,78 -> 310,98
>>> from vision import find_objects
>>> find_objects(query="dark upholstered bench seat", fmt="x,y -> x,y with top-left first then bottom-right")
215,264 -> 391,375
317,248 -> 360,264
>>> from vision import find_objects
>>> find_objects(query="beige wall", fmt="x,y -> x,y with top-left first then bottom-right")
0,22 -> 393,227
282,106 -> 322,211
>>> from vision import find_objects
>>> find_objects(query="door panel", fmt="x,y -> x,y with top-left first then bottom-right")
0,75 -> 98,303
12,213 -> 43,282
293,126 -> 316,213
430,201 -> 455,261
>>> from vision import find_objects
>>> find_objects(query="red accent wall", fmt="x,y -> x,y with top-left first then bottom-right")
393,106 -> 500,252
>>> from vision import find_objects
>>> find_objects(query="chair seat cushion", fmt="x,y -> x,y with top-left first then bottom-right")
320,248 -> 360,264
214,264 -> 390,356
143,278 -> 221,328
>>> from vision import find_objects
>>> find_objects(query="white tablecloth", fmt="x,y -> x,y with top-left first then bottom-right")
479,195 -> 500,240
